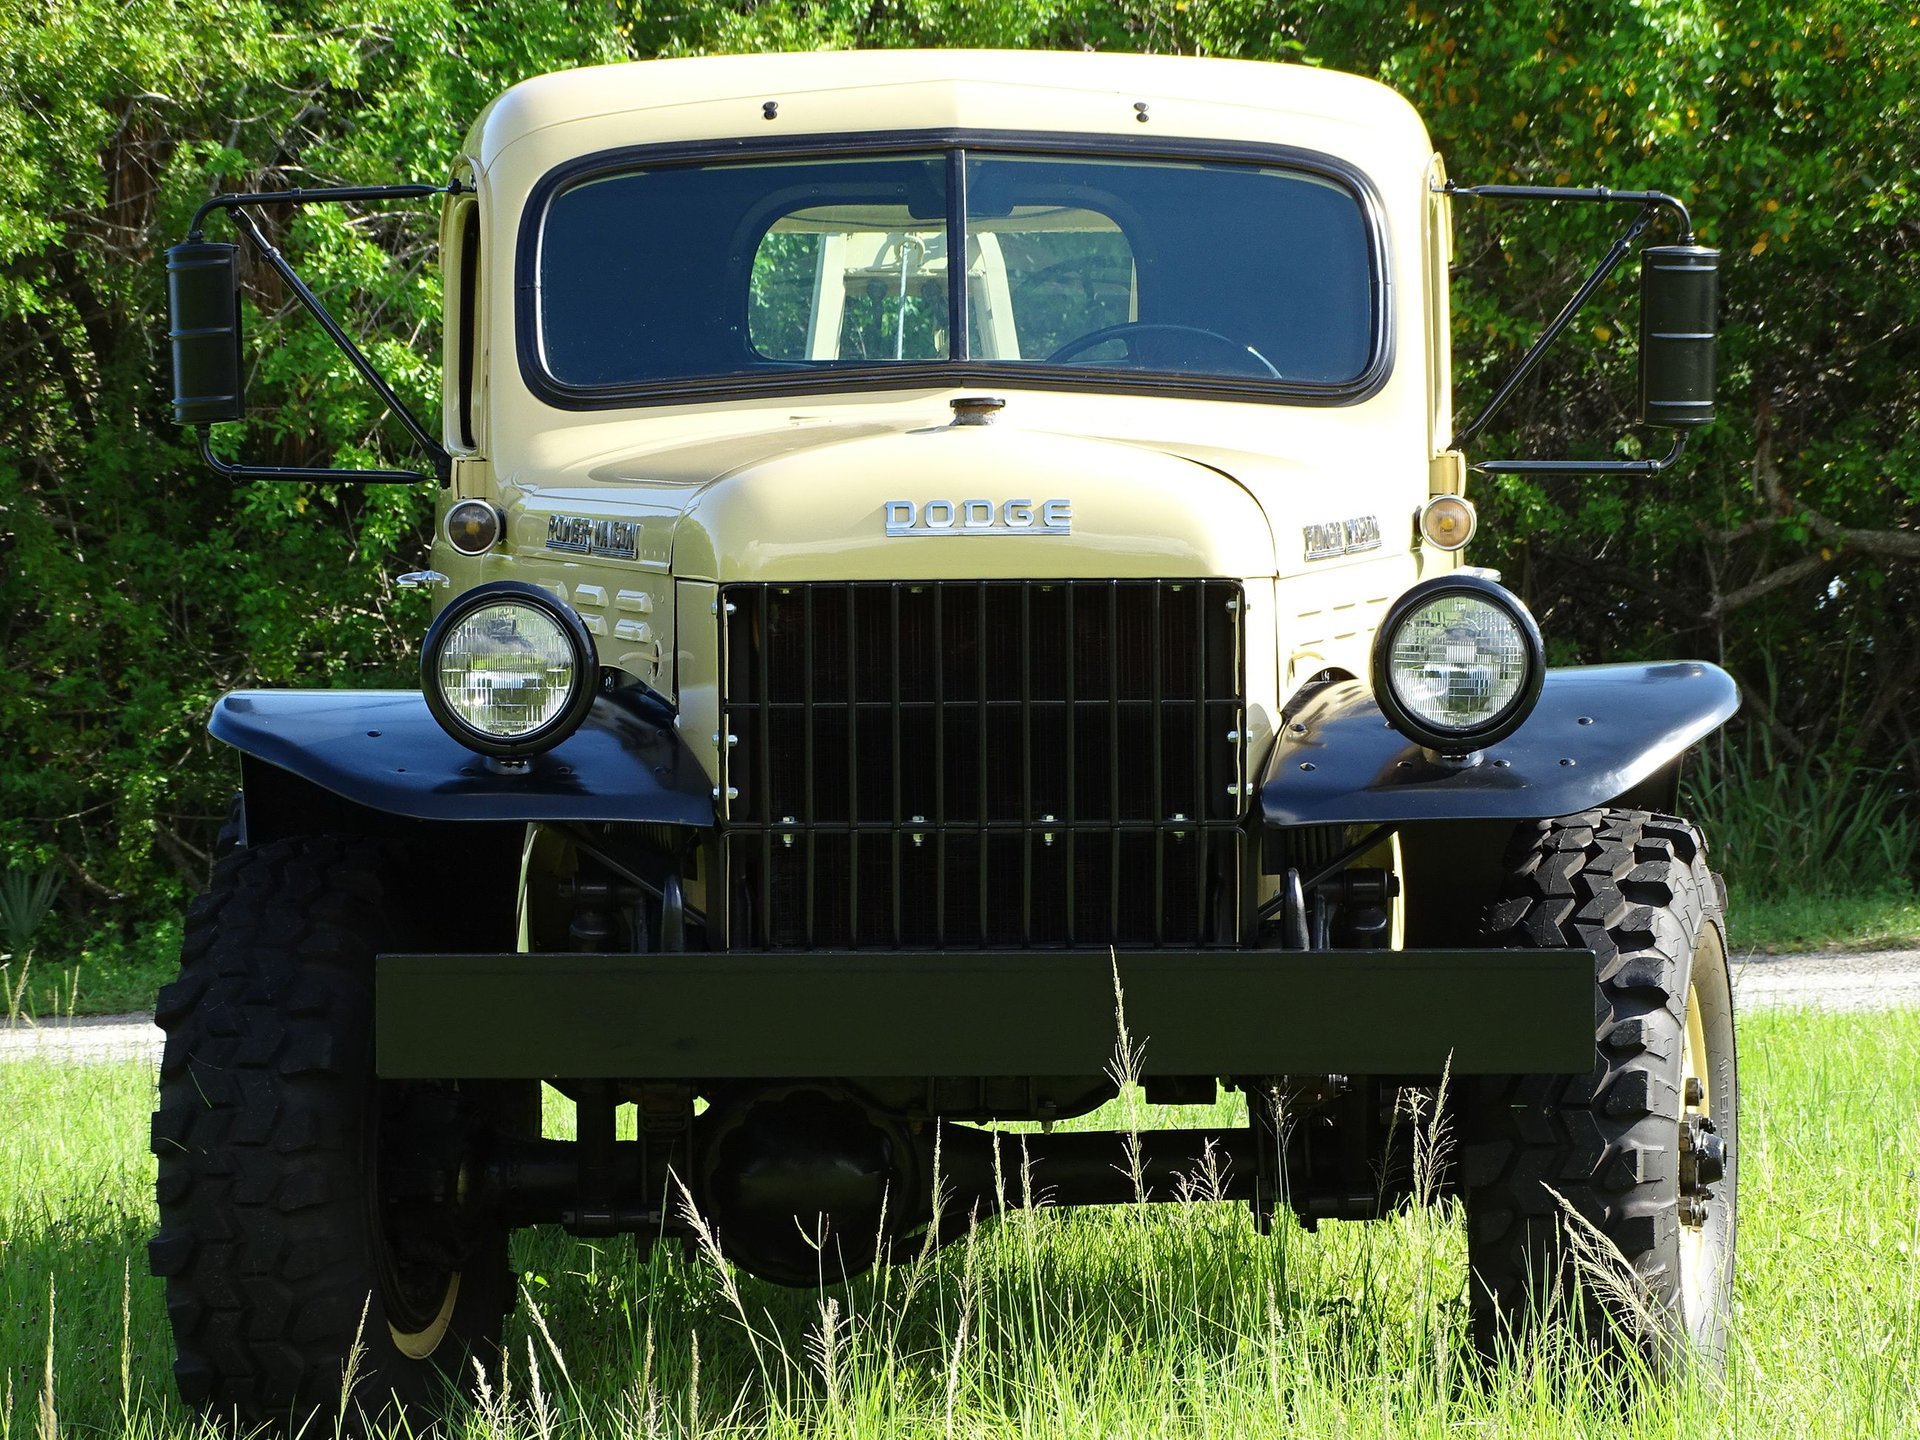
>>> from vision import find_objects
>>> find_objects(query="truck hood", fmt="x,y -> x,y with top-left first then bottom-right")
506,416 -> 1402,582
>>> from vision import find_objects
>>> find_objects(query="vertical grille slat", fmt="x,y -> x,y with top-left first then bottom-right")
1019,583 -> 1033,947
889,584 -> 904,946
721,579 -> 1244,951
1064,583 -> 1078,943
845,584 -> 860,943
976,582 -> 990,942
1151,583 -> 1165,946
803,587 -> 816,947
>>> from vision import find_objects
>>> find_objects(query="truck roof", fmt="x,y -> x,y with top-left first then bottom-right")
465,49 -> 1431,174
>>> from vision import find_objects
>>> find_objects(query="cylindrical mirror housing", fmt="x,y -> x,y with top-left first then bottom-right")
1639,244 -> 1718,429
167,242 -> 245,425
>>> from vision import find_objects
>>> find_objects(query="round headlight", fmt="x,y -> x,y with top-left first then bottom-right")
421,581 -> 596,756
1371,575 -> 1544,753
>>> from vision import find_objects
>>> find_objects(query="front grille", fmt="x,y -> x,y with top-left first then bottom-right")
719,579 -> 1246,949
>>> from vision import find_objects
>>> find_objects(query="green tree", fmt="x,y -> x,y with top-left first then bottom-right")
3,0 -> 1914,958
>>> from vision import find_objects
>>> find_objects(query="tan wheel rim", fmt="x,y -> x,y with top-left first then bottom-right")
389,1272 -> 461,1360
1676,916 -> 1731,1340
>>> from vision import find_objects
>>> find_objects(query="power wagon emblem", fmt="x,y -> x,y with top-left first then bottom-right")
1303,513 -> 1382,561
885,498 -> 1072,536
545,514 -> 639,560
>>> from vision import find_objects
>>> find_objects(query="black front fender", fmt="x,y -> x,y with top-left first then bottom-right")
1260,661 -> 1739,826
211,689 -> 716,826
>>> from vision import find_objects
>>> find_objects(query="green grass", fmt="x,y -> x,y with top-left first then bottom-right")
1731,885 -> 1920,955
2,919 -> 180,1022
3,1009 -> 1918,1438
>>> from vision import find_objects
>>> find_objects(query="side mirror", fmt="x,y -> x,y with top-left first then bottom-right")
167,242 -> 245,425
1639,244 -> 1718,430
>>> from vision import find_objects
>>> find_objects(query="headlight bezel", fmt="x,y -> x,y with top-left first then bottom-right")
1371,574 -> 1545,754
1417,495 -> 1477,551
420,580 -> 598,757
443,498 -> 505,556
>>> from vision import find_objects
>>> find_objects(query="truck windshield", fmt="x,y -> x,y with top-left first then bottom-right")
533,147 -> 1378,398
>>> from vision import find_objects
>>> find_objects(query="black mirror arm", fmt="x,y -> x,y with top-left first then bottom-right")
222,206 -> 452,483
186,181 -> 463,244
1471,431 -> 1688,477
1445,193 -> 1668,452
1440,183 -> 1692,241
198,428 -> 432,485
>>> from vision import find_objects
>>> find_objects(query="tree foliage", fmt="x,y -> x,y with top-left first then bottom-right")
2,0 -> 1915,950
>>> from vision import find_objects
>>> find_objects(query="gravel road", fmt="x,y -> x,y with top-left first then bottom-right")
4,947 -> 1917,1066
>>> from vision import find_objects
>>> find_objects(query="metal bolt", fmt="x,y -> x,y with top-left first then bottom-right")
1685,1076 -> 1705,1107
1225,597 -> 1240,612
723,601 -> 738,617
912,833 -> 925,848
1227,730 -> 1241,743
782,834 -> 794,849
1299,762 -> 1315,772
1291,722 -> 1308,735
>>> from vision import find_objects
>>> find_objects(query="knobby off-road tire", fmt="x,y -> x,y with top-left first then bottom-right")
150,836 -> 522,1427
1461,808 -> 1737,1371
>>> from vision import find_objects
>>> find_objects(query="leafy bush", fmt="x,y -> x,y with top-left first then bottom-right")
2,0 -> 1915,959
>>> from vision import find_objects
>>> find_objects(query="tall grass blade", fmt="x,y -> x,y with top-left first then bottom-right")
34,1277 -> 53,1440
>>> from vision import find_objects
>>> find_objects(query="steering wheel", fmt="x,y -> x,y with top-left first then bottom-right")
1046,322 -> 1282,378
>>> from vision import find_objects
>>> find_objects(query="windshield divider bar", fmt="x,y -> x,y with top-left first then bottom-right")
948,149 -> 970,362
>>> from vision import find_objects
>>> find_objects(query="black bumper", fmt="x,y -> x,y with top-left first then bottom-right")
375,947 -> 1594,1080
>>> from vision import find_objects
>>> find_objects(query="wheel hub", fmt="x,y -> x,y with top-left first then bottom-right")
1678,1113 -> 1725,1226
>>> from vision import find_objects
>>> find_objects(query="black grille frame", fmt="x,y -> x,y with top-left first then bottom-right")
718,579 -> 1247,950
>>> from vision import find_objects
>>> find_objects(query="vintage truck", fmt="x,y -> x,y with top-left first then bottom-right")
155,48 -> 1736,1421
